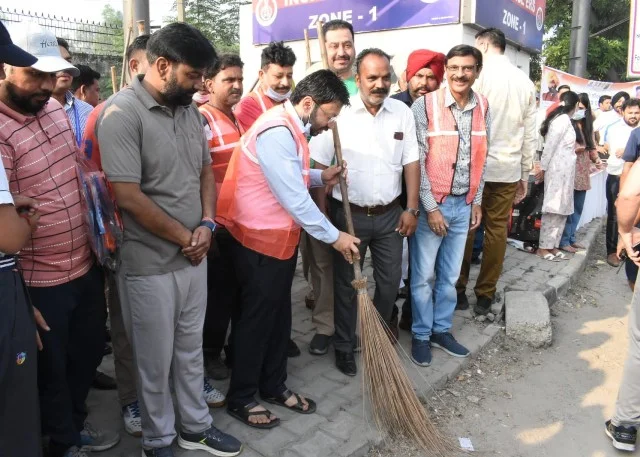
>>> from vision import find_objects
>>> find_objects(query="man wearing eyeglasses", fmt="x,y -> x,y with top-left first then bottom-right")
310,49 -> 420,377
409,44 -> 490,367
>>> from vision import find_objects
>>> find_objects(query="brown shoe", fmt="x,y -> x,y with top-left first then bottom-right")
607,253 -> 621,267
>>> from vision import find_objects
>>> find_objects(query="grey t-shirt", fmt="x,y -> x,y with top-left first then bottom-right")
98,75 -> 210,276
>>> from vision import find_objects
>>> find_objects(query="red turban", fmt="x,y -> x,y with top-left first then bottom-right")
405,50 -> 446,87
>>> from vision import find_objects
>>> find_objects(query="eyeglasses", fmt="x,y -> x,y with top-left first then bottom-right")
312,99 -> 337,122
445,65 -> 477,74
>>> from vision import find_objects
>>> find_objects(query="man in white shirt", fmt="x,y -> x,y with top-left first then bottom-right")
603,99 -> 640,267
595,91 -> 630,146
456,28 -> 537,315
310,49 -> 420,376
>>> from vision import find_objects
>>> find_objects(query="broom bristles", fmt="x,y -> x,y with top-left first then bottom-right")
355,279 -> 459,456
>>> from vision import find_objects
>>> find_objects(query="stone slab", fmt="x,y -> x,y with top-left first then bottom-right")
505,290 -> 552,348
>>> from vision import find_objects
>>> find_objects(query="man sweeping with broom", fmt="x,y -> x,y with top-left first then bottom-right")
216,69 -> 360,429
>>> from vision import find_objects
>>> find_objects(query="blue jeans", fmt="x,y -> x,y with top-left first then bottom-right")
410,196 -> 471,341
560,189 -> 587,248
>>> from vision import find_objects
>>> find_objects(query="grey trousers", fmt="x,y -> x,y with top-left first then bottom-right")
106,270 -> 137,407
117,262 -> 212,449
308,233 -> 335,336
539,213 -> 567,250
613,279 -> 640,428
332,201 -> 403,352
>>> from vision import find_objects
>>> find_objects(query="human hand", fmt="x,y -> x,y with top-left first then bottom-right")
470,204 -> 482,230
427,209 -> 448,237
33,306 -> 50,351
182,226 -> 212,265
514,179 -> 528,205
13,195 -> 38,214
396,210 -> 417,237
321,161 -> 347,187
619,227 -> 640,266
534,169 -> 545,184
332,231 -> 361,264
616,148 -> 624,159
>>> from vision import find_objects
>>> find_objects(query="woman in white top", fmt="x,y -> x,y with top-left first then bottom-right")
535,91 -> 582,261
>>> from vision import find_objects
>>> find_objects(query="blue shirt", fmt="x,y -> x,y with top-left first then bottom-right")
255,115 -> 339,244
64,91 -> 94,147
623,128 -> 640,163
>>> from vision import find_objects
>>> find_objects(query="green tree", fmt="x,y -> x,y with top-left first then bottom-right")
100,5 -> 124,96
171,0 -> 241,53
542,0 -> 631,81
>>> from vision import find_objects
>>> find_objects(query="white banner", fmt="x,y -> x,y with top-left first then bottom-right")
628,0 -> 640,78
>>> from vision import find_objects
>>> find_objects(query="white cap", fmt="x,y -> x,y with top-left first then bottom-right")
7,21 -> 79,77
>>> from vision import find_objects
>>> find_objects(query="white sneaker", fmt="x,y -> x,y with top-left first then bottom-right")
203,376 -> 226,408
122,401 -> 142,437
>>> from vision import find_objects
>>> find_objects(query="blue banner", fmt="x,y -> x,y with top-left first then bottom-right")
253,0 -> 461,45
474,0 -> 546,51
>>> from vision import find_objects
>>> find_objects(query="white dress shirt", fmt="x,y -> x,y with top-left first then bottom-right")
594,109 -> 621,145
309,95 -> 419,207
473,54 -> 537,182
604,119 -> 635,176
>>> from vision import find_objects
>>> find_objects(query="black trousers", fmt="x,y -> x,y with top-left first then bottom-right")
226,240 -> 296,409
391,237 -> 413,323
606,174 -> 621,255
203,230 -> 240,356
0,268 -> 41,457
29,266 -> 106,457
332,201 -> 403,353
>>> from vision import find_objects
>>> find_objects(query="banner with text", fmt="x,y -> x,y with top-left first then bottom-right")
474,0 -> 546,51
628,0 -> 640,78
252,0 -> 461,45
540,66 -> 640,111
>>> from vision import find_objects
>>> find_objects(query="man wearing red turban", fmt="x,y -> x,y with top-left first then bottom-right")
391,49 -> 445,108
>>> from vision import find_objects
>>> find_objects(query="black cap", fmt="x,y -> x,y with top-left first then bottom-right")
0,20 -> 37,67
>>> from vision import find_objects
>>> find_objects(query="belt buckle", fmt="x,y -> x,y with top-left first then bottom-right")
366,205 -> 377,217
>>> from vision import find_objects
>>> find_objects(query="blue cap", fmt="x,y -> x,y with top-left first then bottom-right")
0,20 -> 37,67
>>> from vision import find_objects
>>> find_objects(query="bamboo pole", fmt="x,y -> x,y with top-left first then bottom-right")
120,26 -> 133,89
304,28 -> 312,70
316,21 -> 329,69
177,0 -> 185,22
110,66 -> 117,94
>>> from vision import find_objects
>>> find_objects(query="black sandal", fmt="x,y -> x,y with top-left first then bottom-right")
261,389 -> 317,415
227,401 -> 280,429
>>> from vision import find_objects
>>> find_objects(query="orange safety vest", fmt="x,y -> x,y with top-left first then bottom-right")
215,101 -> 311,260
424,87 -> 488,205
249,87 -> 279,114
198,104 -> 244,194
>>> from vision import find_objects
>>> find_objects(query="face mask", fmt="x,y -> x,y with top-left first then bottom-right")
192,92 -> 210,104
572,109 -> 586,121
265,86 -> 291,102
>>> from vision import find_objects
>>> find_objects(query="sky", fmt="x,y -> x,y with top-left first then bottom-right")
0,0 -> 173,26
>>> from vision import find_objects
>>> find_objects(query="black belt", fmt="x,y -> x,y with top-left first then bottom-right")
330,197 -> 400,216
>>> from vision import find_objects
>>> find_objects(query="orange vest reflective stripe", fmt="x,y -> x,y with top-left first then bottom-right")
249,88 -> 277,115
198,104 -> 244,194
424,87 -> 488,204
215,101 -> 310,260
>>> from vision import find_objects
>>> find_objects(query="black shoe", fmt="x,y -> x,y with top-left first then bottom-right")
92,371 -> 117,390
309,334 -> 331,355
456,291 -> 469,310
474,296 -> 492,315
605,420 -> 637,452
178,425 -> 242,456
335,349 -> 357,376
287,339 -> 301,358
471,255 -> 482,265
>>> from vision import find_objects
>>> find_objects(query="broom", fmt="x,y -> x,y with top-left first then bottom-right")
316,21 -> 456,456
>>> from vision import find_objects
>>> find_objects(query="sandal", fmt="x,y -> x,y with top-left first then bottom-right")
554,251 -> 569,260
537,253 -> 560,262
227,401 -> 280,429
261,389 -> 317,415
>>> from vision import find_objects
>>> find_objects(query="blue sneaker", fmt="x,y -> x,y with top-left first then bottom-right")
178,425 -> 242,456
431,332 -> 470,358
80,422 -> 120,452
411,338 -> 432,366
62,446 -> 88,457
142,446 -> 175,457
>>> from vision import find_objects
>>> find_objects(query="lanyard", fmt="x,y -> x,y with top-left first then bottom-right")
72,102 -> 82,147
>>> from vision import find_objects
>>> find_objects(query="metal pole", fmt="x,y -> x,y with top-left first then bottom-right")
177,0 -> 185,22
133,0 -> 150,36
569,0 -> 591,77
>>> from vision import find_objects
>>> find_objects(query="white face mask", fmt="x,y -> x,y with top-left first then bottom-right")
192,92 -> 210,104
303,103 -> 316,136
265,86 -> 291,102
572,109 -> 586,121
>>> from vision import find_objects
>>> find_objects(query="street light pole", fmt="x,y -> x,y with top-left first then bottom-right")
569,0 -> 591,77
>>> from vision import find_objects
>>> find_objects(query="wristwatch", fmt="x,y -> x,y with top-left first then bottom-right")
406,208 -> 420,218
199,217 -> 217,233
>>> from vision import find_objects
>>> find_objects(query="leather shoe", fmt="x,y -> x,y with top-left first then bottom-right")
607,253 -> 621,267
474,295 -> 492,316
92,370 -> 117,390
456,291 -> 469,310
335,350 -> 357,376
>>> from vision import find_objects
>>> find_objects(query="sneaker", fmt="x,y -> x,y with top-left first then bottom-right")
474,295 -> 492,316
431,332 -> 470,358
63,446 -> 89,457
411,338 -> 432,366
204,377 -> 226,408
205,355 -> 230,380
309,333 -> 331,355
122,400 -> 142,437
80,422 -> 121,452
456,291 -> 469,310
178,425 -> 242,456
142,446 -> 175,457
605,420 -> 637,452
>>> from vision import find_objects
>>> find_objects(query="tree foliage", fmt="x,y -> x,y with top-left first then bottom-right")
171,0 -> 242,53
541,0 -> 631,81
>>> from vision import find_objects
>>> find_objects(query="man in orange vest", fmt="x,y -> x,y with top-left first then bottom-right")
199,54 -> 245,381
234,41 -> 296,132
410,45 -> 489,367
216,70 -> 360,429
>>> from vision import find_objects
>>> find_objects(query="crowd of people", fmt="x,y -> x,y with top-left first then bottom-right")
1,14 -> 640,457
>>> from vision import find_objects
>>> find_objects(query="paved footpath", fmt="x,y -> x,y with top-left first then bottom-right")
92,219 -> 602,457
